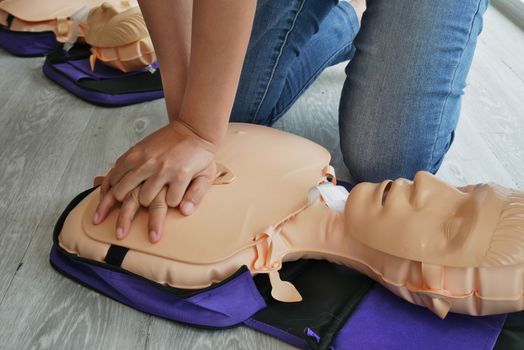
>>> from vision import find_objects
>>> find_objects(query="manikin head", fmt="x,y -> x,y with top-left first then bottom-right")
345,171 -> 524,268
83,2 -> 155,73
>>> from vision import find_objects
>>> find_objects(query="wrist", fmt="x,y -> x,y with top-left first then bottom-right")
169,118 -> 225,151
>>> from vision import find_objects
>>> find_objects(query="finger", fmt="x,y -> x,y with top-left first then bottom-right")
179,175 -> 214,216
93,190 -> 118,225
148,188 -> 168,243
93,176 -> 105,187
115,187 -> 141,240
100,171 -> 113,198
108,151 -> 142,187
112,166 -> 153,202
138,175 -> 167,207
165,171 -> 192,208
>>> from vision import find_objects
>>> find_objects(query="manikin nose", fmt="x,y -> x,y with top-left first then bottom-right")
412,171 -> 464,208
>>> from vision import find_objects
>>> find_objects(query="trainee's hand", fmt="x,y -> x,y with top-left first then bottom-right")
93,120 -> 218,241
93,186 -> 169,243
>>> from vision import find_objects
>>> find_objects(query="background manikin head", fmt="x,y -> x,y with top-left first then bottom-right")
345,171 -> 524,268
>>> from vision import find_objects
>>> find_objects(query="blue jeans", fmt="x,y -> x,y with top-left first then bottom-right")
230,0 -> 489,183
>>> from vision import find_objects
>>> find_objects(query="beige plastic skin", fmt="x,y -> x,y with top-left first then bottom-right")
0,0 -> 94,23
58,123 -> 524,317
83,3 -> 155,72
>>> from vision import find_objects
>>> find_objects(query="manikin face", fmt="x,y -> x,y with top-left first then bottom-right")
345,171 -> 507,267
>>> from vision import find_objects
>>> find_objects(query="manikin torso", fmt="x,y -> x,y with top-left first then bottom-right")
0,0 -> 135,41
59,123 -> 524,318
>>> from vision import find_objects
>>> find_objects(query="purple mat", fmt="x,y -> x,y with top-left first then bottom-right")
50,246 -> 266,327
43,59 -> 164,107
245,318 -> 308,349
0,28 -> 57,57
332,285 -> 507,350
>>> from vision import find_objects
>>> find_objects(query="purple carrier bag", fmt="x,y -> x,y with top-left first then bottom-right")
51,184 -> 509,350
43,44 -> 164,107
0,27 -> 58,57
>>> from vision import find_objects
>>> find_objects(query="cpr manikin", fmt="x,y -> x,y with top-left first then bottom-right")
0,0 -> 137,44
58,123 -> 524,318
0,0 -> 154,72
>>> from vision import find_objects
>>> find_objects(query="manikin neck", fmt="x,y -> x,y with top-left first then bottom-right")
250,198 -> 362,302
251,198 -> 354,277
272,200 -> 354,267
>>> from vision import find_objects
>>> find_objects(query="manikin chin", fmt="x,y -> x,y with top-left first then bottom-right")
58,123 -> 524,318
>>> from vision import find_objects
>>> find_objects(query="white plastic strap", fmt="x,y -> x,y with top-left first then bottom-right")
63,6 -> 90,51
146,64 -> 157,74
308,183 -> 349,213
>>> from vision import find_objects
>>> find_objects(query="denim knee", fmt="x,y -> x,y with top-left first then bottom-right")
339,127 -> 451,183
337,0 -> 486,183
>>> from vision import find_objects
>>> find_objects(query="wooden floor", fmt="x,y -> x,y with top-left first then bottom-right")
0,6 -> 523,350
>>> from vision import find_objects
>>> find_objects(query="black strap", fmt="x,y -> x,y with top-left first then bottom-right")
104,245 -> 129,267
6,14 -> 14,29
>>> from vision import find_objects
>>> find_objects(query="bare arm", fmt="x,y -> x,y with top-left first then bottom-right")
178,0 -> 257,144
95,0 -> 257,243
138,0 -> 192,121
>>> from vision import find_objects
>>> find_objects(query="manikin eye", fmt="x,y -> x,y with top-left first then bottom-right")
444,217 -> 463,242
382,181 -> 393,206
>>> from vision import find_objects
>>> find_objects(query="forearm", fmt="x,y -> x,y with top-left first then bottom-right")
177,0 -> 257,145
138,0 -> 192,121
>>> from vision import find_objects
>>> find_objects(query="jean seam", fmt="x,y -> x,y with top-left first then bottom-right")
428,0 -> 484,169
251,0 -> 307,123
269,40 -> 355,124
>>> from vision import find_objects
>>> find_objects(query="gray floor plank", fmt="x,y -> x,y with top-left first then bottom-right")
0,223 -> 149,350
0,58 -> 97,303
0,100 -> 165,350
146,319 -> 295,350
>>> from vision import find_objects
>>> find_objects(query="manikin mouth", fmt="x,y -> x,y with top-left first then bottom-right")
382,181 -> 393,206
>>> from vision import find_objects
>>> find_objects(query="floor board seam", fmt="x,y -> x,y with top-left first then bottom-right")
0,106 -> 97,307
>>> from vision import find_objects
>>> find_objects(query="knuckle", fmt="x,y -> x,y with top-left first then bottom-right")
139,183 -> 158,205
129,189 -> 140,204
112,189 -> 126,202
138,193 -> 151,207
119,211 -> 133,222
185,186 -> 200,201
166,190 -> 180,207
174,168 -> 190,182
114,156 -> 125,168
139,198 -> 151,207
178,166 -> 191,177
127,146 -> 142,159
144,157 -> 158,169
159,160 -> 173,173
150,200 -> 167,210
165,196 -> 179,207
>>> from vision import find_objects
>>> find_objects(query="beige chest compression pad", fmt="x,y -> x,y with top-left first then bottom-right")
59,123 -> 332,298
